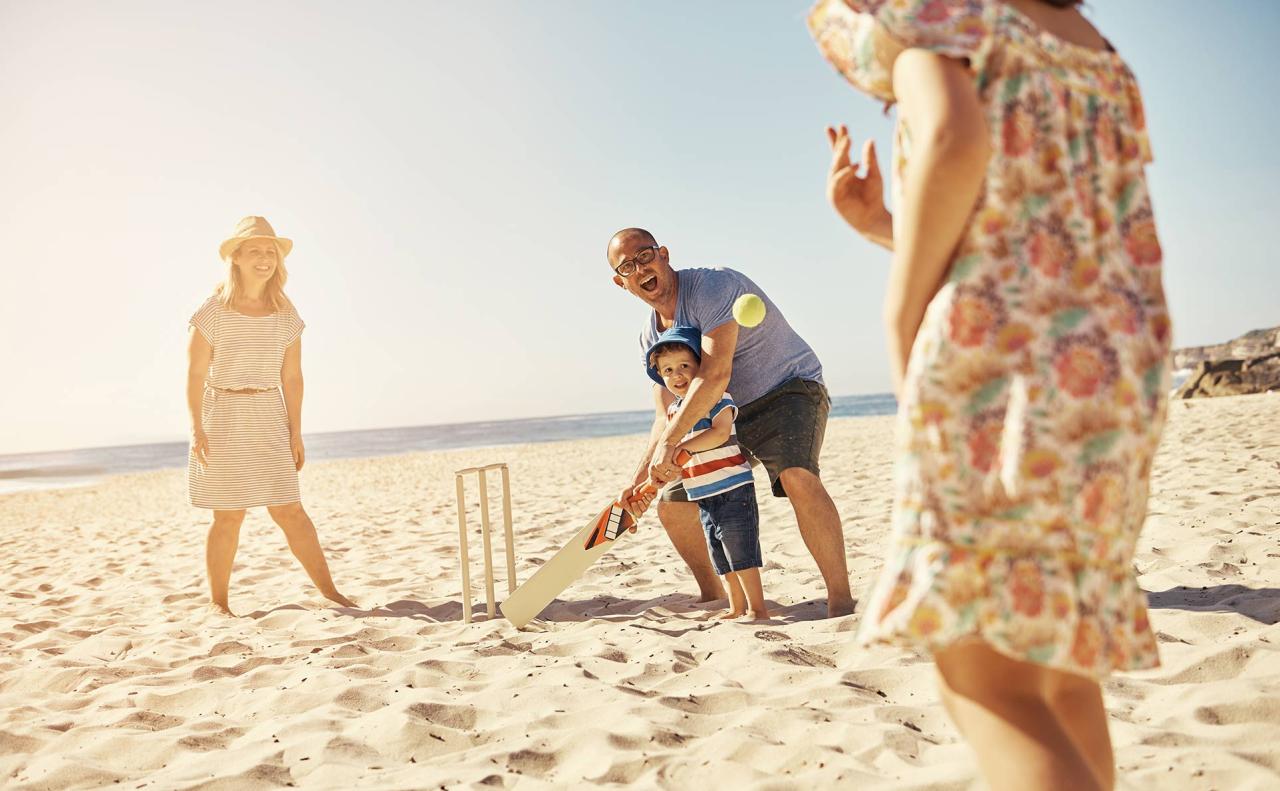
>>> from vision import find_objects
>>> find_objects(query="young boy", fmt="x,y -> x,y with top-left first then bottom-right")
644,326 -> 769,620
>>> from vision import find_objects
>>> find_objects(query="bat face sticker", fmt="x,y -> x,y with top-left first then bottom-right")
583,502 -> 637,549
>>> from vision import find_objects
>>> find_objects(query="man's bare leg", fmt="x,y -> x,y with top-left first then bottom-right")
656,499 -> 725,602
777,467 -> 854,616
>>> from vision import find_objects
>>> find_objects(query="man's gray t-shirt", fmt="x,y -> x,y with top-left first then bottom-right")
639,267 -> 823,406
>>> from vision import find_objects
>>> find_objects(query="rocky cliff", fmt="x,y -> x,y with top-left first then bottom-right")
1173,325 -> 1280,399
1173,326 -> 1280,371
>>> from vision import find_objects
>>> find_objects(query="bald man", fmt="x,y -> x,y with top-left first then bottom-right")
608,227 -> 854,617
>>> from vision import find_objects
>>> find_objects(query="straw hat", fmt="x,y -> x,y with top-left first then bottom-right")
218,216 -> 293,261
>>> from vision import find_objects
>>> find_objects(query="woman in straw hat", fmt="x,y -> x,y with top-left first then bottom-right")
186,216 -> 354,615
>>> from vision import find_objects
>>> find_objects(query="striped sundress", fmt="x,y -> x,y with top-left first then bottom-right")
188,296 -> 306,509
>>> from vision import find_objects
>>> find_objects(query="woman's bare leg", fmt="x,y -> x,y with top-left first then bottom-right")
207,509 -> 246,615
266,502 -> 355,608
934,640 -> 1107,791
1046,664 -> 1114,789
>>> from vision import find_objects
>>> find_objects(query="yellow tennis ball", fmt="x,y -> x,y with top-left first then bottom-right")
732,293 -> 766,328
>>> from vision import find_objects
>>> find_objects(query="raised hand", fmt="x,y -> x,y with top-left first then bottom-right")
826,125 -> 893,248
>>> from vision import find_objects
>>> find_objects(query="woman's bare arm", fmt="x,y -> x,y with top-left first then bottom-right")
883,49 -> 990,396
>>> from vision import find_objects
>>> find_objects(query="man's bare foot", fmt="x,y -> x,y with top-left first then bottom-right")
208,601 -> 235,617
827,595 -> 856,618
716,609 -> 745,619
325,591 -> 357,608
696,585 -> 726,603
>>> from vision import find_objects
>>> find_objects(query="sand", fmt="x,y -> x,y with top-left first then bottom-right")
2,393 -> 1279,789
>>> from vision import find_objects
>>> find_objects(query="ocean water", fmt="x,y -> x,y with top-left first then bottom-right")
0,393 -> 898,496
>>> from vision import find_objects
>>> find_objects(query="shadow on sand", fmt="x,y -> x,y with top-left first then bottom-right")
243,594 -> 856,629
244,599 -> 457,623
1146,584 -> 1280,625
521,592 -> 851,630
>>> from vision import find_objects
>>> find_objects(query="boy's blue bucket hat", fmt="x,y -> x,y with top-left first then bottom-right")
645,325 -> 702,385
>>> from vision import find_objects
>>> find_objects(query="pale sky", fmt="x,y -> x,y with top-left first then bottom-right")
2,1 -> 1276,455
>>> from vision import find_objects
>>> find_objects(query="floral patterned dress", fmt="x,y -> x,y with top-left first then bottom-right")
809,0 -> 1171,679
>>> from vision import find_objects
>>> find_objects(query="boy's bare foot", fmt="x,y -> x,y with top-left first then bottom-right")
208,601 -> 235,617
717,609 -> 745,619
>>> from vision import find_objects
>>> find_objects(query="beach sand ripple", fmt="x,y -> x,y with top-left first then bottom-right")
2,394 -> 1279,788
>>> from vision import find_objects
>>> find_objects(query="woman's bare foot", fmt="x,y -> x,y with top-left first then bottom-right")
324,591 -> 357,608
208,601 -> 235,617
716,609 -> 745,619
745,608 -> 771,621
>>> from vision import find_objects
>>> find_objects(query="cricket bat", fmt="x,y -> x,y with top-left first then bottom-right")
499,451 -> 689,628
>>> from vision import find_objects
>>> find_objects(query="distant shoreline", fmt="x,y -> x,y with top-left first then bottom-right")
0,393 -> 900,496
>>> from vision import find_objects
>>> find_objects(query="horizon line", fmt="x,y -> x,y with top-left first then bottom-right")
1,390 -> 899,460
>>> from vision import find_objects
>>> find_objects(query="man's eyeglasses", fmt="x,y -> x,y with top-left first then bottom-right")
613,245 -> 659,278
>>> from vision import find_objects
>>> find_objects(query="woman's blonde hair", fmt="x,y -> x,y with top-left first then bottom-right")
215,240 -> 292,312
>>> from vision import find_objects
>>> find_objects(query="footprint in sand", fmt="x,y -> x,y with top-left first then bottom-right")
505,747 -> 558,777
765,645 -> 836,669
321,736 -> 382,762
406,701 -> 478,730
657,689 -> 752,715
13,620 -> 59,634
1163,644 -> 1257,685
413,658 -> 478,681
594,648 -> 628,663
589,758 -> 655,785
192,655 -> 286,681
162,591 -> 203,604
605,733 -> 645,750
115,710 -> 185,731
651,730 -> 694,747
753,629 -> 789,642
364,636 -> 419,652
208,640 -> 254,657
1193,699 -> 1280,726
177,726 -> 246,752
0,731 -> 42,755
334,685 -> 388,713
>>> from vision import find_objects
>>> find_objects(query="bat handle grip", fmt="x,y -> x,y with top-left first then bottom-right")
632,448 -> 693,500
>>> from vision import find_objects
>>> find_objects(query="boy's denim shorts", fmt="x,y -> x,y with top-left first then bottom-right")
696,483 -> 762,575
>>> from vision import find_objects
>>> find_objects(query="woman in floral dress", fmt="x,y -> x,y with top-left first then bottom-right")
810,1 -> 1171,788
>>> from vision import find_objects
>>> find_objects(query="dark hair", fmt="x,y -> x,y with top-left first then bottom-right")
648,342 -> 697,371
1041,0 -> 1082,7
